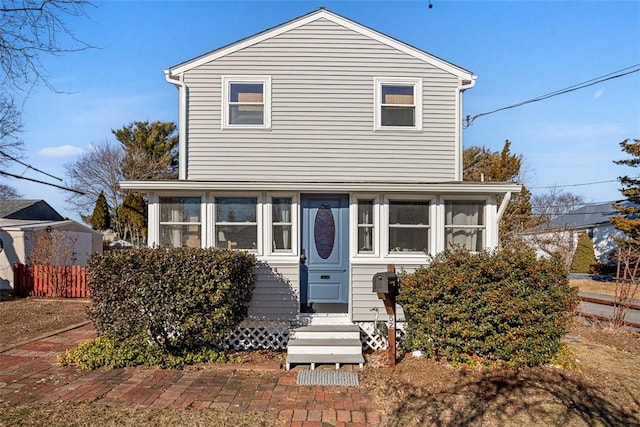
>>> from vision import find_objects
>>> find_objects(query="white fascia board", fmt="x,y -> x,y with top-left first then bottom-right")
168,9 -> 475,81
120,180 -> 521,195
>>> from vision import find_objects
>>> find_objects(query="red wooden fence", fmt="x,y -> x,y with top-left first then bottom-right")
13,263 -> 88,298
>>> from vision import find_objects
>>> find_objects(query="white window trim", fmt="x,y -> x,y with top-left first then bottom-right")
157,195 -> 206,249
264,193 -> 298,257
221,76 -> 272,129
212,193 -> 263,254
441,196 -> 490,252
383,194 -> 435,258
374,77 -> 423,131
350,194 -> 381,259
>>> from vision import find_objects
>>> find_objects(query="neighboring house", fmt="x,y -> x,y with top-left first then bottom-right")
527,201 -> 622,265
0,200 -> 103,291
121,9 -> 520,351
0,199 -> 64,222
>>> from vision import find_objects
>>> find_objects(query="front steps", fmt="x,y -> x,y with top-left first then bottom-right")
286,324 -> 364,370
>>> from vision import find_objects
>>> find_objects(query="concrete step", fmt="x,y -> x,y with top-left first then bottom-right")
290,325 -> 361,340
286,338 -> 362,355
285,353 -> 365,371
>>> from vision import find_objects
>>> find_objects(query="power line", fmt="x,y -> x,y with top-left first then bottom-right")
529,179 -> 621,189
0,150 -> 63,182
465,64 -> 640,127
0,170 -> 84,195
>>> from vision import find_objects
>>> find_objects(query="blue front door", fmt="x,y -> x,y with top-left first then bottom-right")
300,194 -> 349,313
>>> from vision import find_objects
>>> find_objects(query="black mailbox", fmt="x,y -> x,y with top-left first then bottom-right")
372,271 -> 398,294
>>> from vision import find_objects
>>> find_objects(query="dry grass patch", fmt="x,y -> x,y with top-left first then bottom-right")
570,278 -> 618,296
0,402 -> 278,427
0,297 -> 90,349
361,321 -> 640,426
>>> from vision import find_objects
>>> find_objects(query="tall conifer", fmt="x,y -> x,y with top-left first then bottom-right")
90,191 -> 111,231
611,139 -> 640,247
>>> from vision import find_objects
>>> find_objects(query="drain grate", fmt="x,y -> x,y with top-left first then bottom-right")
296,369 -> 359,386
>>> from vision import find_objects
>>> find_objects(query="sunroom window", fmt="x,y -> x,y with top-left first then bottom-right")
357,200 -> 374,254
222,77 -> 271,128
445,201 -> 485,251
388,200 -> 429,253
159,197 -> 201,248
375,78 -> 422,130
215,197 -> 257,250
272,197 -> 292,252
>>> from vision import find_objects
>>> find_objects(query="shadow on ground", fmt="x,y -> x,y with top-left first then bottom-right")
369,367 -> 639,427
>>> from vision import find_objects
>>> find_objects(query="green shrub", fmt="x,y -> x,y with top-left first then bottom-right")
399,247 -> 578,367
570,232 -> 597,274
58,334 -> 239,370
87,247 -> 256,354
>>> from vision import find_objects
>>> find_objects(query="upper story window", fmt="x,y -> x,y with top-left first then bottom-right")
374,78 -> 422,131
222,76 -> 271,129
444,200 -> 485,252
159,197 -> 202,248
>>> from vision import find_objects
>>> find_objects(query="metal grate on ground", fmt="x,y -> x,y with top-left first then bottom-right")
296,369 -> 359,387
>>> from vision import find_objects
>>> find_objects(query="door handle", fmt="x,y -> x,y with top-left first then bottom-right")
300,249 -> 306,264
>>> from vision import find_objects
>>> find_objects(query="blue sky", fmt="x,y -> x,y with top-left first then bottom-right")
4,0 -> 640,220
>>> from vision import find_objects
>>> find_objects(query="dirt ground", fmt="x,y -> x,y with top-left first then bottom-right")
0,296 -> 91,350
1,289 -> 640,426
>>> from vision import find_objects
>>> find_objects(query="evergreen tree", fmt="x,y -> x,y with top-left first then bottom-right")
570,232 -> 597,273
119,193 -> 147,245
463,140 -> 539,245
611,139 -> 640,247
89,191 -> 111,230
113,120 -> 178,180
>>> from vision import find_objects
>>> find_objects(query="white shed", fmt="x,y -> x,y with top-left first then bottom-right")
0,219 -> 103,291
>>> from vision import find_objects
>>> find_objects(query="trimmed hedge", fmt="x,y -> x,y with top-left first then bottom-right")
87,247 -> 256,354
399,247 -> 578,367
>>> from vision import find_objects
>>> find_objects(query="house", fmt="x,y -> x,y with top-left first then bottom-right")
0,200 -> 103,291
0,199 -> 64,222
121,8 -> 520,360
526,201 -> 622,265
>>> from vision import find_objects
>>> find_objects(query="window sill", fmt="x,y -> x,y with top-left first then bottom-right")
373,127 -> 423,133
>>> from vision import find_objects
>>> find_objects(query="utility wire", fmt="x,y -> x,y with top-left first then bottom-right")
465,64 -> 640,127
0,170 -> 84,195
529,179 -> 622,189
0,150 -> 63,182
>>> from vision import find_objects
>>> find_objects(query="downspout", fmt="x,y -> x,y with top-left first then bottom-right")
164,70 -> 187,180
456,76 -> 477,181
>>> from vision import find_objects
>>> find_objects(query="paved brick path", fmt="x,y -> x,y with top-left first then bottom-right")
0,325 -> 386,426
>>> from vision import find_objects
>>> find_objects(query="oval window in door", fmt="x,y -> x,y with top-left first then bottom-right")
314,204 -> 335,259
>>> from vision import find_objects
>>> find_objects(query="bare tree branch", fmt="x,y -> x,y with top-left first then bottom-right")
63,140 -> 124,220
0,0 -> 94,94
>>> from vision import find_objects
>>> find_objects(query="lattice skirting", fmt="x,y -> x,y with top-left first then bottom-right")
224,320 -> 291,350
355,322 -> 406,351
223,320 -> 405,351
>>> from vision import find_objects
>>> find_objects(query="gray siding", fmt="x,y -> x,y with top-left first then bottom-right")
352,263 -> 422,322
182,18 -> 460,183
248,261 -> 299,321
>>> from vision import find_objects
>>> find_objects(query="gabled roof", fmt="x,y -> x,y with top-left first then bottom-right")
0,199 -> 64,221
167,8 -> 475,81
552,201 -> 619,229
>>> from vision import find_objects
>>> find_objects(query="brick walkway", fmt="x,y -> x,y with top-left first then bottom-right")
0,325 -> 386,426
